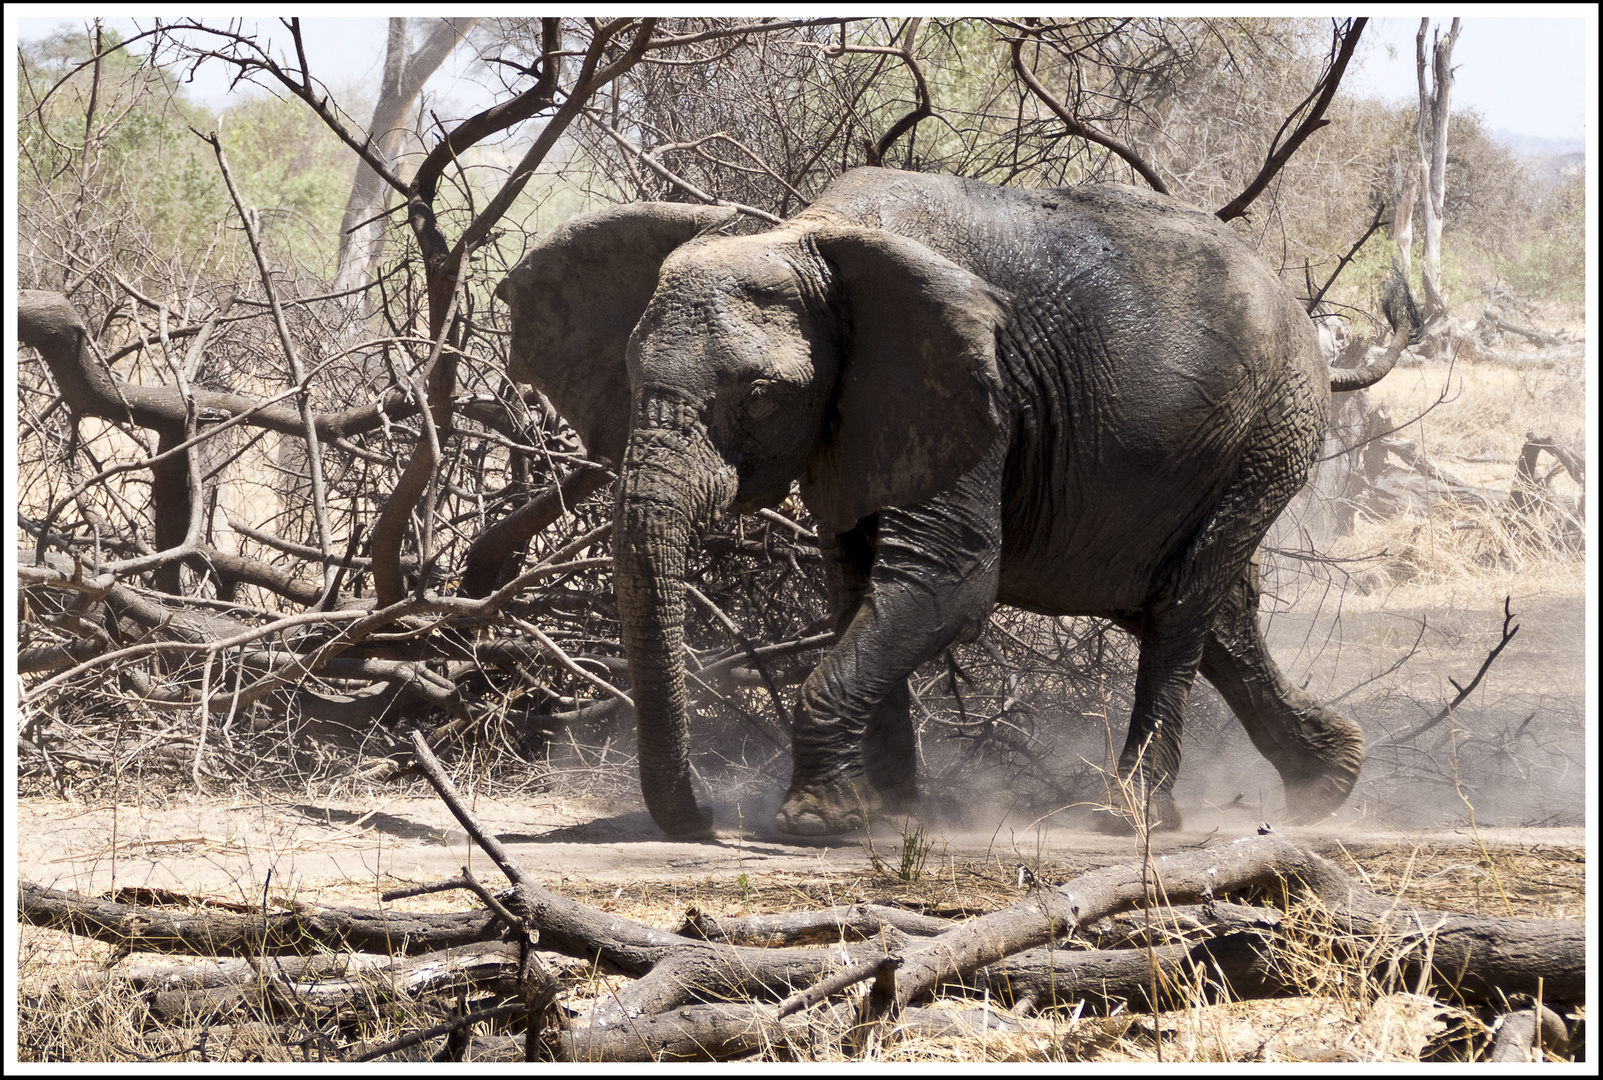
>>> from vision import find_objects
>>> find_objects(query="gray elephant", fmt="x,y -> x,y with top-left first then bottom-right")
495,167 -> 1411,837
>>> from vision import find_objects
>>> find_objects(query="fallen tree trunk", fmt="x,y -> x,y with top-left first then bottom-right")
681,901 -> 951,946
1482,309 -> 1564,348
19,881 -> 505,956
60,942 -> 522,1023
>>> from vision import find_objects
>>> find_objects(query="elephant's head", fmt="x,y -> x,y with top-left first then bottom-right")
495,202 -> 738,466
610,220 -> 1008,834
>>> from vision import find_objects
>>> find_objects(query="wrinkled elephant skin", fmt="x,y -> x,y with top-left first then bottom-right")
498,168 -> 1408,838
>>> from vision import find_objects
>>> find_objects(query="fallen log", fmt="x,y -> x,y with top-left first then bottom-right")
19,881 -> 504,956
1077,899 -> 1280,948
18,737 -> 1586,1063
1507,430 -> 1586,525
551,1002 -> 1040,1063
408,733 -> 1587,1023
557,1002 -> 805,1063
1482,309 -> 1564,348
59,942 -> 523,1022
681,902 -> 950,947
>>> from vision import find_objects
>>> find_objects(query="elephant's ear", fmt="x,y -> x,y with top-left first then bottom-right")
804,227 -> 1006,531
496,202 -> 737,465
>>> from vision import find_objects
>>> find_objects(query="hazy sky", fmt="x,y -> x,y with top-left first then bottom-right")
14,13 -> 1596,143
1343,15 -> 1590,142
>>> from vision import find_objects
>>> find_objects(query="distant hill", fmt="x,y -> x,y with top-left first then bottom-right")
1489,129 -> 1584,157
1490,129 -> 1585,189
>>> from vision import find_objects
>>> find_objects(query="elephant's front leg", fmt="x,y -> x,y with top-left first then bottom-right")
821,525 -> 919,815
779,473 -> 1004,836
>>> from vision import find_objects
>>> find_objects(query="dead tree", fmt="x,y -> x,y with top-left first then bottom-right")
1415,18 -> 1461,328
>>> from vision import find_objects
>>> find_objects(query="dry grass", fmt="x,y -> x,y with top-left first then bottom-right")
17,839 -> 1584,1063
1371,356 -> 1583,483
1330,352 -> 1585,602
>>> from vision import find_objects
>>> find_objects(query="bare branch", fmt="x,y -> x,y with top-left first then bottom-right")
1216,18 -> 1366,222
582,111 -> 784,223
1008,29 -> 1170,195
1384,597 -> 1520,744
201,130 -> 334,584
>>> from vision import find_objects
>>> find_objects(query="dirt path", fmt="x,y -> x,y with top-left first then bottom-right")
15,792 -> 1585,900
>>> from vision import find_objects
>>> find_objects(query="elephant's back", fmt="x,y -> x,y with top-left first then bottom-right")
819,172 -> 1321,436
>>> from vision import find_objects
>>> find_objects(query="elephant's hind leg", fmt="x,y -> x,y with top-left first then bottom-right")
1105,384 -> 1329,835
1200,560 -> 1364,822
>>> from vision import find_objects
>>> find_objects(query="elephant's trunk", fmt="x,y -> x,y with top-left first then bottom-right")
613,404 -> 737,835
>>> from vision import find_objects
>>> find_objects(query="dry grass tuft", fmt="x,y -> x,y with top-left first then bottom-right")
1328,353 -> 1585,601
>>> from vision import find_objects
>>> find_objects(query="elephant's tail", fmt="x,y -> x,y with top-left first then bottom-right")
1329,275 -> 1419,394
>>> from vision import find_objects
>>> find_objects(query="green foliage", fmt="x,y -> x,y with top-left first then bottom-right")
216,95 -> 354,274
19,24 -> 354,281
869,822 -> 935,883
1323,237 -> 1404,324
1500,166 -> 1585,304
1281,96 -> 1576,315
19,26 -> 211,278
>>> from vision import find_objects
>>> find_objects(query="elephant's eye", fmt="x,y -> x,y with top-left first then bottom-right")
747,380 -> 779,418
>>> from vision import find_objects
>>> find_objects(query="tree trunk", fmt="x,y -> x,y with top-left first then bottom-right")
333,18 -> 479,297
1390,144 -> 1417,276
1415,18 -> 1460,327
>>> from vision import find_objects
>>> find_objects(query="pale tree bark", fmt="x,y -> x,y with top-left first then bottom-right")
285,19 -> 477,550
1390,144 -> 1417,276
333,17 -> 480,297
1414,17 -> 1460,324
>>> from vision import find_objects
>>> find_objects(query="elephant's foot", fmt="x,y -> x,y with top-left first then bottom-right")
775,777 -> 882,837
1276,712 -> 1363,825
1092,787 -> 1182,835
1281,769 -> 1359,825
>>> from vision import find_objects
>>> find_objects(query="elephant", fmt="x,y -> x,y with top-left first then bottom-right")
495,167 -> 1412,838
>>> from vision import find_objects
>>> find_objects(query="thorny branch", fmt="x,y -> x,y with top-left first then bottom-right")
1215,17 -> 1367,223
1007,21 -> 1170,195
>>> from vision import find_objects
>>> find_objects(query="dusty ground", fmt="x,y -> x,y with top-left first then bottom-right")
14,790 -> 1585,913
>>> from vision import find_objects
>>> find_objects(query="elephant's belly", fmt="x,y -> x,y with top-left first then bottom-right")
996,547 -> 1163,616
995,466 -> 1217,616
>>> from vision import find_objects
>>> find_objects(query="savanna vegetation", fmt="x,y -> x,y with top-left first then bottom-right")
14,17 -> 1586,1063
